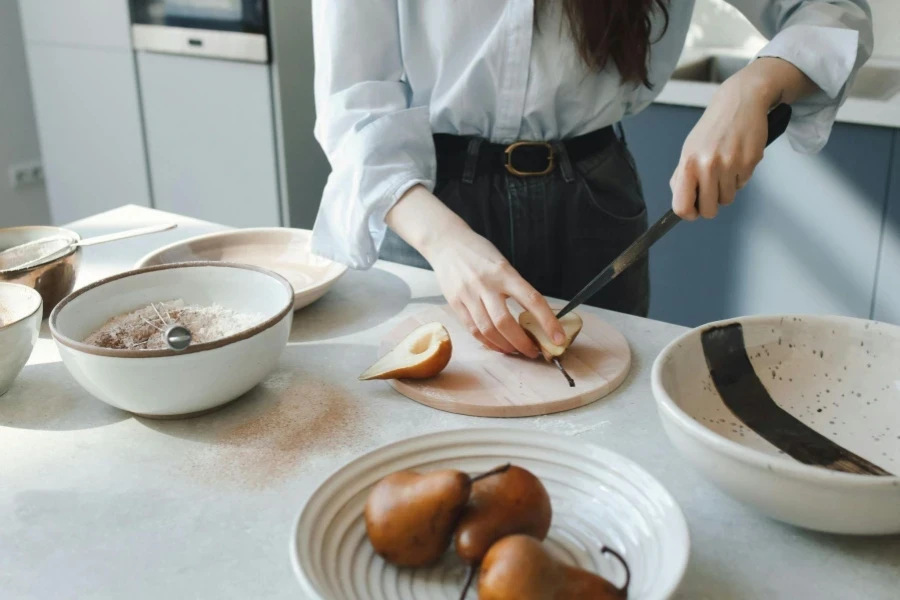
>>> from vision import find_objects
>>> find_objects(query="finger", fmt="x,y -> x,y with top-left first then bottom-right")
719,168 -> 738,207
485,295 -> 539,358
737,163 -> 756,191
453,300 -> 504,353
469,299 -> 516,354
671,159 -> 699,220
508,279 -> 566,346
697,158 -> 719,219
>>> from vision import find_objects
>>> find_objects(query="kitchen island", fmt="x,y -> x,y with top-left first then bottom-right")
1,206 -> 897,599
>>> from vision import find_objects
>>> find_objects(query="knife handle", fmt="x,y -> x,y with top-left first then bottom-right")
765,103 -> 792,147
641,104 -> 790,243
686,103 -> 791,213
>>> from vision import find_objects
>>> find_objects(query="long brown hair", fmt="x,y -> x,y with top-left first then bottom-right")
541,0 -> 670,87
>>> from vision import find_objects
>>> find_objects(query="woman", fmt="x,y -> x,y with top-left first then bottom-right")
310,0 -> 872,359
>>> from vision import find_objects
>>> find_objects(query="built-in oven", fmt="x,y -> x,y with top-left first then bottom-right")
129,0 -> 270,63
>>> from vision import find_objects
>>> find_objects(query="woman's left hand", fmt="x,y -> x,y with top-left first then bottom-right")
670,57 -> 817,220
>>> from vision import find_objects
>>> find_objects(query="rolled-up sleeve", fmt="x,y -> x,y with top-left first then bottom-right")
310,0 -> 435,269
727,0 -> 873,153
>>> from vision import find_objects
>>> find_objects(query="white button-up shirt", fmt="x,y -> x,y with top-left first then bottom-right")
310,0 -> 873,269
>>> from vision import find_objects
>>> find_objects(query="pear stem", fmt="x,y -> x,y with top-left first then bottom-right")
601,546 -> 631,595
470,463 -> 512,483
458,564 -> 477,600
552,358 -> 575,387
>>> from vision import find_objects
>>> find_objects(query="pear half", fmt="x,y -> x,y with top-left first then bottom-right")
519,311 -> 583,361
360,322 -> 452,380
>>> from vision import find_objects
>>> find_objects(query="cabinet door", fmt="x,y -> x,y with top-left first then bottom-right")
873,130 -> 900,324
624,105 -> 892,327
727,122 -> 890,320
137,52 -> 282,228
18,0 -> 132,50
25,44 -> 152,224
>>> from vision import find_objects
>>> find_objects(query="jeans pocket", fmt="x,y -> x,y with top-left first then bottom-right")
574,142 -> 647,222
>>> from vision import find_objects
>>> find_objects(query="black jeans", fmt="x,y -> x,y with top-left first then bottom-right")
380,129 -> 650,317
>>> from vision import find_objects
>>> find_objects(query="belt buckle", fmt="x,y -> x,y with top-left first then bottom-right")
504,141 -> 555,177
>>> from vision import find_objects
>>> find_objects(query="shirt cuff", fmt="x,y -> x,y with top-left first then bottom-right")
311,172 -> 434,270
756,24 -> 859,154
310,104 -> 436,270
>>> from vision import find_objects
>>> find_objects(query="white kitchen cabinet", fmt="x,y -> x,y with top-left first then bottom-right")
18,0 -> 132,50
136,52 -> 282,228
24,44 -> 152,223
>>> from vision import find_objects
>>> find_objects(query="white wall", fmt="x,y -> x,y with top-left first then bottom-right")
872,0 -> 900,58
0,0 -> 50,227
692,0 -> 900,60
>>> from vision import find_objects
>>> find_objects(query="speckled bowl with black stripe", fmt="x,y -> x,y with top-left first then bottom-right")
652,314 -> 900,534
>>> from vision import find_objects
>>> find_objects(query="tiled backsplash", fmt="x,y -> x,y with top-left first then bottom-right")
692,0 -> 900,60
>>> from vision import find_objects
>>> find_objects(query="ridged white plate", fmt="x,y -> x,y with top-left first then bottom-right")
291,428 -> 689,600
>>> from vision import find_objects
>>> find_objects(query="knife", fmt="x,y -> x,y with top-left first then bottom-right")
555,103 -> 792,319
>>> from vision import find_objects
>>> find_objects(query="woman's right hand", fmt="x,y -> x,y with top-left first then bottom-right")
386,185 -> 565,358
425,226 -> 565,358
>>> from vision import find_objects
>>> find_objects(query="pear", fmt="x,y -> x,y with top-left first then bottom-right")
478,535 -> 631,600
360,322 -> 452,380
519,311 -> 583,361
454,465 -> 552,565
364,464 -> 510,567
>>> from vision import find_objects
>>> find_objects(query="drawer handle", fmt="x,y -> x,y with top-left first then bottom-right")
188,38 -> 203,47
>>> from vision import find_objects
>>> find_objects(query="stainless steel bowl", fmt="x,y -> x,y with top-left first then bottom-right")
0,226 -> 82,319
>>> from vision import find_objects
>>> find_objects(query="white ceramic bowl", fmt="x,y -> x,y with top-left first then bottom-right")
292,428 -> 689,600
49,262 -> 293,418
0,282 -> 43,396
653,314 -> 900,534
135,228 -> 347,311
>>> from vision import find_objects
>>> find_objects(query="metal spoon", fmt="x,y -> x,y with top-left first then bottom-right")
0,223 -> 177,272
164,325 -> 193,351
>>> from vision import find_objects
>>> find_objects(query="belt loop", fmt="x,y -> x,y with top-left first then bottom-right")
555,142 -> 575,183
462,137 -> 483,184
614,122 -> 628,147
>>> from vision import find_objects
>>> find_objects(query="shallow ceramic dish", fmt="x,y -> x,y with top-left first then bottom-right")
653,315 -> 900,534
0,283 -> 43,396
292,428 -> 689,600
135,228 -> 347,310
0,226 -> 81,318
49,262 -> 293,418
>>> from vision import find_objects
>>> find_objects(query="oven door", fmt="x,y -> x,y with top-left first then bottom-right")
130,0 -> 269,63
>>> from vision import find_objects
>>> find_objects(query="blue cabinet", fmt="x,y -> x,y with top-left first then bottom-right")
872,130 -> 900,323
623,104 -> 894,327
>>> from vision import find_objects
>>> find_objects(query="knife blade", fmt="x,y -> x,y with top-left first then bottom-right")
556,103 -> 792,319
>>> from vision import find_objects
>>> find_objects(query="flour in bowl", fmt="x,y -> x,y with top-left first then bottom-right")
83,299 -> 265,350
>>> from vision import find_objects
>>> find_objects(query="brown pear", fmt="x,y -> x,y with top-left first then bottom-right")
364,464 -> 510,567
519,311 -> 583,361
360,322 -> 452,380
454,465 -> 552,564
478,535 -> 631,600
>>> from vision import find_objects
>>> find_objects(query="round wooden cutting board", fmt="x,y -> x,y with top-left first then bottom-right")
378,305 -> 631,417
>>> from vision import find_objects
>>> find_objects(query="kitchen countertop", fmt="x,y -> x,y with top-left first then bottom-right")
2,205 -> 898,599
656,47 -> 900,130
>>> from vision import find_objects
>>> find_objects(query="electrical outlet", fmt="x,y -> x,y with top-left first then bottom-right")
8,161 -> 44,189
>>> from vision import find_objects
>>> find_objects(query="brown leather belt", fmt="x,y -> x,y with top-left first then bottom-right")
433,126 -> 618,177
